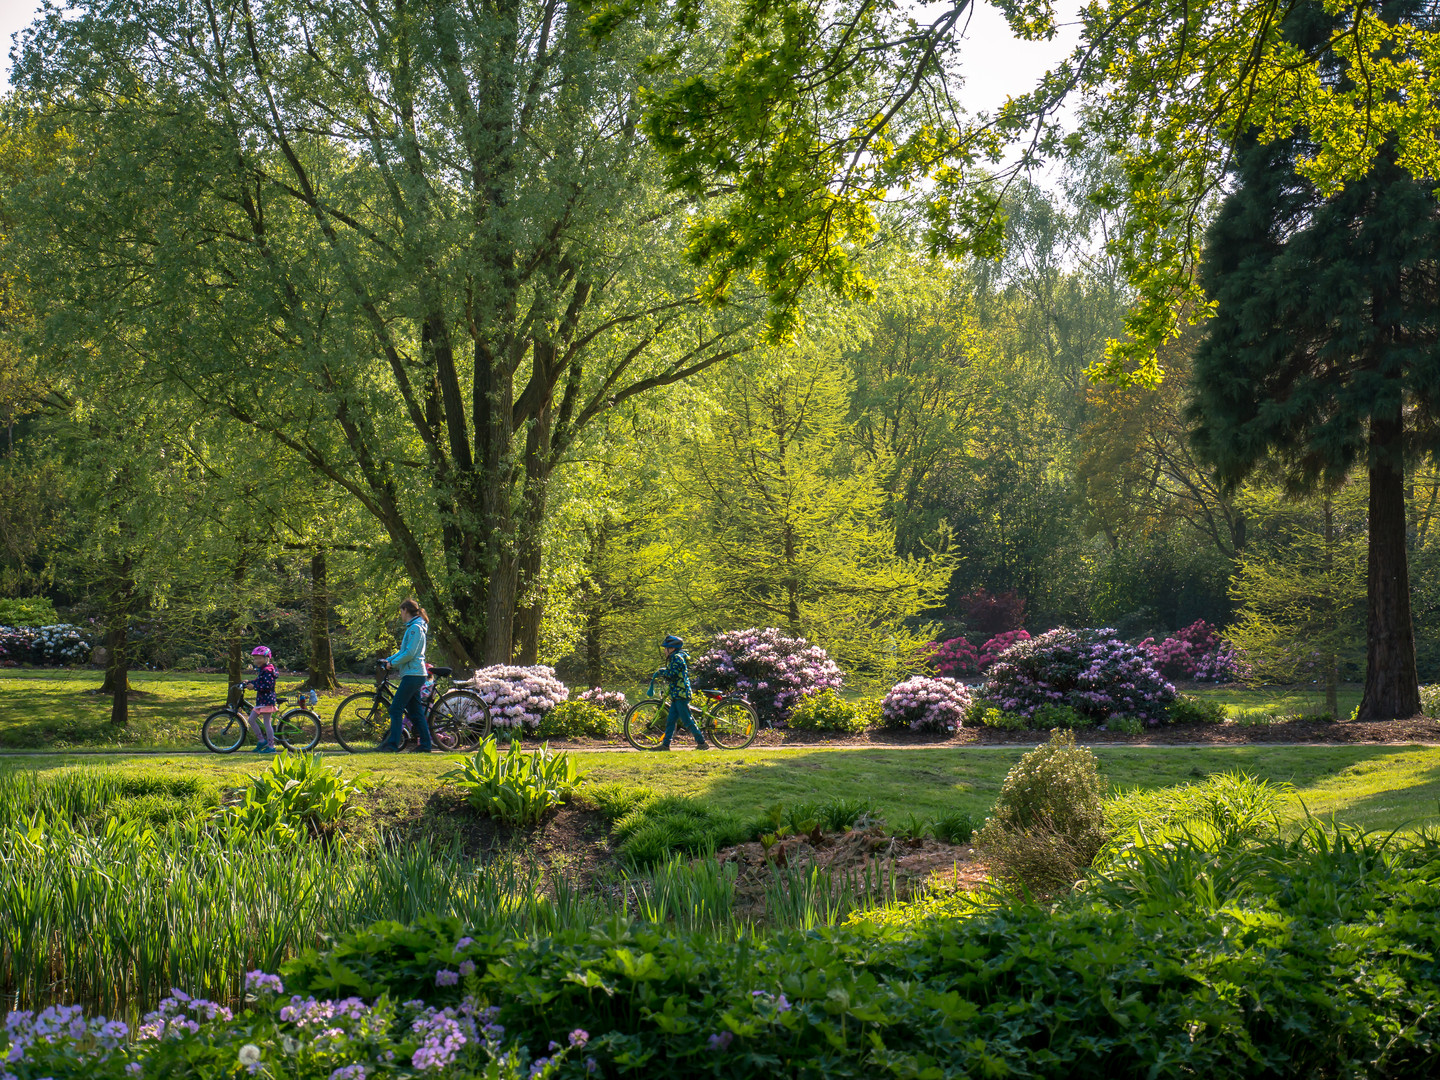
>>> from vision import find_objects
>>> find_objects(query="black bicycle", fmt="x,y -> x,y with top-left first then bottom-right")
331,660 -> 491,753
201,684 -> 323,754
623,676 -> 759,750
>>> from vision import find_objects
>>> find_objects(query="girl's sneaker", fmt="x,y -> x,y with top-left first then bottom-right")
250,741 -> 269,753
258,744 -> 277,754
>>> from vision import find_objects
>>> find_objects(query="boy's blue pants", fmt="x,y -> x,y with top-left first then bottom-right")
664,699 -> 706,746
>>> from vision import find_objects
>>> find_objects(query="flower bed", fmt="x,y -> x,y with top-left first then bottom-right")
576,687 -> 627,713
0,623 -> 93,666
460,665 -> 568,731
1139,619 -> 1242,682
692,628 -> 843,725
881,676 -> 973,733
983,627 -> 1176,726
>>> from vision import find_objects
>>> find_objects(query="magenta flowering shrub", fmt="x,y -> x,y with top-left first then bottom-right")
978,629 -> 1030,669
983,628 -> 1177,726
577,687 -> 628,713
692,628 -> 843,725
881,676 -> 974,733
461,665 -> 569,730
929,637 -> 980,677
1139,620 -> 1242,682
0,975 -> 590,1078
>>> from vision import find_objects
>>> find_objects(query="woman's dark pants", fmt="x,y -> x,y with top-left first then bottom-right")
381,674 -> 431,750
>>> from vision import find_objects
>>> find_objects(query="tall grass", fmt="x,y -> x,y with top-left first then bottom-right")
0,769 -> 902,1014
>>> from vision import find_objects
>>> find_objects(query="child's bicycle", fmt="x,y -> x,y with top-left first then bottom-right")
623,676 -> 760,750
201,684 -> 323,754
331,660 -> 491,753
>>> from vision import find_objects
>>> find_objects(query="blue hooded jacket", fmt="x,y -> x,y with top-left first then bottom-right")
387,616 -> 428,677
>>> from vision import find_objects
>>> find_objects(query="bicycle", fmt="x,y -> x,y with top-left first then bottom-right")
331,660 -> 491,753
623,676 -> 759,750
201,684 -> 324,754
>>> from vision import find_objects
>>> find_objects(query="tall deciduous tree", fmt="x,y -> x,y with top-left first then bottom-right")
1190,1 -> 1440,722
9,0 -> 756,668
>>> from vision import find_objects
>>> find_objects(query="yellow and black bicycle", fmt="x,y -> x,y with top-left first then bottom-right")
623,675 -> 760,750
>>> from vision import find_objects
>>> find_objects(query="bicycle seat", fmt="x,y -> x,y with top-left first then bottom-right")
428,666 -> 453,677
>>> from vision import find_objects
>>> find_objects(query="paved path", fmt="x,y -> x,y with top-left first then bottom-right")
0,741 -> 1436,758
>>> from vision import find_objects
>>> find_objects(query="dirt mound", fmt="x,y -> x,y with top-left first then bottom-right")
714,825 -> 988,918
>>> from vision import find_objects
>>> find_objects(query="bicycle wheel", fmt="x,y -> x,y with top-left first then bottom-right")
624,698 -> 668,751
707,697 -> 759,749
275,708 -> 322,752
201,709 -> 247,753
332,692 -> 395,753
428,689 -> 490,752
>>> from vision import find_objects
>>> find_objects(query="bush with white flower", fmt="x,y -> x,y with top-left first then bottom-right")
881,676 -> 974,734
692,627 -> 843,726
460,665 -> 569,731
0,623 -> 92,666
577,687 -> 628,713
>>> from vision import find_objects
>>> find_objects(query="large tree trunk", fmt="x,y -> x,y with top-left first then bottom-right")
306,549 -> 339,691
513,394 -> 554,665
583,525 -> 605,688
109,624 -> 129,726
227,638 -> 243,708
99,555 -> 134,709
1357,410 -> 1421,721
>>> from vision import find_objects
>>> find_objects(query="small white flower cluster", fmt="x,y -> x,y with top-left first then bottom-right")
0,624 -> 92,666
460,665 -> 570,730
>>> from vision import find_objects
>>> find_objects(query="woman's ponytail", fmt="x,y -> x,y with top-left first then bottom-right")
400,598 -> 429,623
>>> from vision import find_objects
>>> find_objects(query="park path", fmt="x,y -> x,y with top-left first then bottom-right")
0,741 -> 1437,758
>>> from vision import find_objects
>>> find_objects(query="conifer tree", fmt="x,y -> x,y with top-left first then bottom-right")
1190,2 -> 1440,721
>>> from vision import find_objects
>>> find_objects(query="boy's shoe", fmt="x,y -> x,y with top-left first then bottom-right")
418,744 -> 434,753
653,742 -> 671,752
694,741 -> 710,750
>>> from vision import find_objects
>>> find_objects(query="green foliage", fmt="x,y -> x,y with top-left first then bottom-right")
0,596 -> 58,626
212,753 -> 369,842
1233,708 -> 1277,727
973,703 -> 1028,731
0,768 -> 219,830
1104,771 -> 1285,841
1106,715 -> 1144,736
978,730 -> 1110,896
1031,703 -> 1092,730
1422,684 -> 1440,717
612,796 -> 749,865
574,782 -> 655,823
930,810 -> 975,845
787,689 -> 866,733
533,700 -> 619,740
1168,693 -> 1225,725
284,826 -> 1440,1078
441,737 -> 584,827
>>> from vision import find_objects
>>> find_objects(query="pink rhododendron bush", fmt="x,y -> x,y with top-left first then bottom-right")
459,665 -> 568,730
928,637 -> 980,677
983,628 -> 1176,726
1139,620 -> 1242,682
978,629 -> 1030,668
881,676 -> 974,733
692,628 -> 843,725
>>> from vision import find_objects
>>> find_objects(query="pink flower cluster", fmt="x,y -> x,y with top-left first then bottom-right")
978,629 -> 1030,668
928,629 -> 1032,677
881,676 -> 974,733
1139,620 -> 1242,682
693,628 -> 843,725
460,665 -> 569,730
983,627 -> 1176,725
577,687 -> 628,713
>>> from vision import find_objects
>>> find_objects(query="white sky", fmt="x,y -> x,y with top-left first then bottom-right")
0,0 -> 1079,108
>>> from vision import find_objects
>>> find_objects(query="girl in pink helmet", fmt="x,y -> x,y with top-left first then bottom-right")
242,645 -> 279,753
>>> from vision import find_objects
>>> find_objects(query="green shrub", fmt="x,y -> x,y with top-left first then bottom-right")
213,753 -> 369,841
0,596 -> 59,627
575,781 -> 655,822
788,689 -> 866,733
534,699 -> 619,739
816,796 -> 875,832
853,696 -> 885,729
1168,693 -> 1226,724
1233,707 -> 1276,726
1105,771 -> 1287,842
1421,684 -> 1440,717
1106,714 -> 1144,736
893,812 -> 930,840
931,810 -> 975,844
440,736 -> 583,826
284,826 -> 1440,1080
977,730 -> 1110,896
612,795 -> 749,865
1032,703 -> 1093,729
973,704 -> 1028,730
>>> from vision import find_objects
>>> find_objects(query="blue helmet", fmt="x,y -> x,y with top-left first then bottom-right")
662,634 -> 684,650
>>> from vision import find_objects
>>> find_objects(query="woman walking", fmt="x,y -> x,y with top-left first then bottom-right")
377,598 -> 432,752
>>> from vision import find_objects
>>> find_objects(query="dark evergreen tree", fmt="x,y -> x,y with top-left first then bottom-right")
1190,2 -> 1440,721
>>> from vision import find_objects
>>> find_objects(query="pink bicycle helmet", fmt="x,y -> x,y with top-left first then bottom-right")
250,646 -> 272,661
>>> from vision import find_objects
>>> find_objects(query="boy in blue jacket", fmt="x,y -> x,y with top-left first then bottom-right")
656,635 -> 708,751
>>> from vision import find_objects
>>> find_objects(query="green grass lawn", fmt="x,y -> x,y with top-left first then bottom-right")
0,668 -> 365,750
1187,682 -> 1364,719
6,743 -> 1439,835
